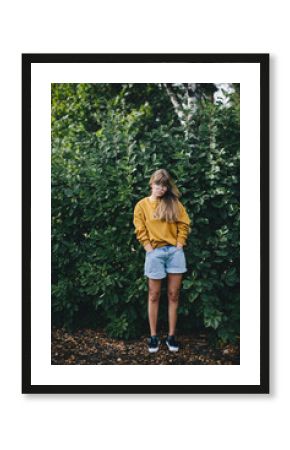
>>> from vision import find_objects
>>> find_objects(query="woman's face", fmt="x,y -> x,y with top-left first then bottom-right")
151,181 -> 168,197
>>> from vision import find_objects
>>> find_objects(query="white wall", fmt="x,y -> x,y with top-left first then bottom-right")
0,1 -> 287,449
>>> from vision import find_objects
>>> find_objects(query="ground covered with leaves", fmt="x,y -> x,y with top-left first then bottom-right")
51,327 -> 240,365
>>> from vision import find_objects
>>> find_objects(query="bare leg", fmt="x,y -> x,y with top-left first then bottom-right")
167,274 -> 183,336
148,278 -> 162,336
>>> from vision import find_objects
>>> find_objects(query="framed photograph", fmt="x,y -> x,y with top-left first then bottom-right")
22,53 -> 269,394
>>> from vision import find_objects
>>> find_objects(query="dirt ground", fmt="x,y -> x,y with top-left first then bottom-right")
51,327 -> 240,365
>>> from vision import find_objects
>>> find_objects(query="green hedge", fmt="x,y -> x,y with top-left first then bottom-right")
51,83 -> 240,343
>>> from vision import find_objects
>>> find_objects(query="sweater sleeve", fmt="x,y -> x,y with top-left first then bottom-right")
176,203 -> 191,246
133,202 -> 150,248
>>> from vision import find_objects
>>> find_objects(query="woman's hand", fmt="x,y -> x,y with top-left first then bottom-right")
145,243 -> 154,253
176,243 -> 183,249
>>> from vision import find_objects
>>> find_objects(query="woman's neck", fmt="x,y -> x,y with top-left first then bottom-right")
149,195 -> 160,201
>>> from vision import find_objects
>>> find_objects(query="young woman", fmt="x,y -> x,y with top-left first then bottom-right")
133,169 -> 191,353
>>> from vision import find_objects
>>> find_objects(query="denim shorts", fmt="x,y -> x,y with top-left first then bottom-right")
144,245 -> 187,280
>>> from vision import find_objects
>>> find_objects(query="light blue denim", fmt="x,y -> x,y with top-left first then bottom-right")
144,245 -> 187,280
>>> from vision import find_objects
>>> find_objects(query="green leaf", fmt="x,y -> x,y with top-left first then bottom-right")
182,279 -> 194,289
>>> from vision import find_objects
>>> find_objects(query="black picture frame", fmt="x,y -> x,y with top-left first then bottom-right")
22,53 -> 269,394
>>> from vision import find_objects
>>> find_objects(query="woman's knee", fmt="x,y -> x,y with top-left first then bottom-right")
148,289 -> 161,303
168,288 -> 180,303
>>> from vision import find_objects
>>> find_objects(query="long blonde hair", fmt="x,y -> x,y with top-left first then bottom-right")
149,169 -> 182,223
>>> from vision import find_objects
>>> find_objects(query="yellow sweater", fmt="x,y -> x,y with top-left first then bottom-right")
133,197 -> 191,249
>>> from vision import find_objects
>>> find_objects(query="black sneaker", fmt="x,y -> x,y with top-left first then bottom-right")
147,335 -> 160,353
165,335 -> 179,352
